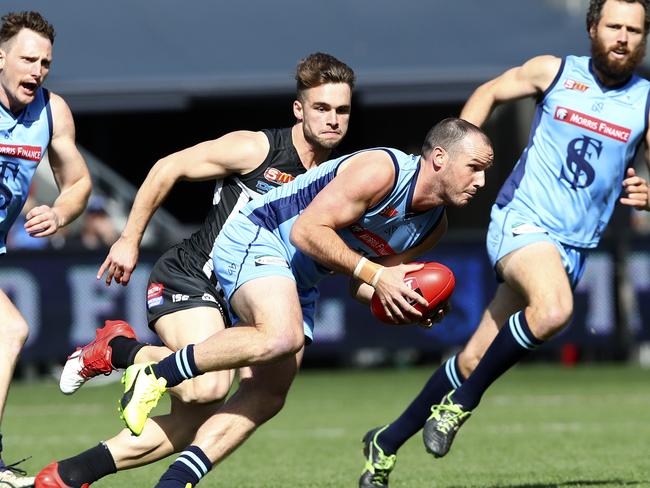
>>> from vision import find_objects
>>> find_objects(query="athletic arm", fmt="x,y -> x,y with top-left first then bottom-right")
25,93 -> 92,237
460,55 -> 562,127
619,119 -> 650,211
99,130 -> 270,286
291,151 -> 429,323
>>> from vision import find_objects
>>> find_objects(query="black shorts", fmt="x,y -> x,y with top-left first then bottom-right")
146,246 -> 229,329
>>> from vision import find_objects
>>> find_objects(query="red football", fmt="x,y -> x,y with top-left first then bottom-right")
370,262 -> 455,323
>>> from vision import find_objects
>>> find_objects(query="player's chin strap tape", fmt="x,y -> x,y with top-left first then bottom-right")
353,257 -> 385,287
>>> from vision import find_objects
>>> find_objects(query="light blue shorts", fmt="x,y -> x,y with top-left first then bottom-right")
213,214 -> 317,342
486,205 -> 587,289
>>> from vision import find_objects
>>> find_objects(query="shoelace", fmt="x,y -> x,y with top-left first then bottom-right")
78,343 -> 114,378
365,442 -> 396,484
141,373 -> 166,409
0,456 -> 32,476
80,357 -> 112,378
434,404 -> 469,434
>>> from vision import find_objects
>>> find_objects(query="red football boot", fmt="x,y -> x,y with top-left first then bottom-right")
35,462 -> 89,487
59,320 -> 138,395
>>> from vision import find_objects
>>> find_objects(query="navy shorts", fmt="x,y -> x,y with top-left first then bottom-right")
146,246 -> 229,329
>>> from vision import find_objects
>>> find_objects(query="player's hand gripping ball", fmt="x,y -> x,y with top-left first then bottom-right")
370,262 -> 455,324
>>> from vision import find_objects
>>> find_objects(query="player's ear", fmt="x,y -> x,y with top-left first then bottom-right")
293,99 -> 304,122
0,49 -> 5,69
431,146 -> 447,171
588,22 -> 597,41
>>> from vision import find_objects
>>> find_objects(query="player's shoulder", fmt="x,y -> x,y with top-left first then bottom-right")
339,148 -> 400,183
45,90 -> 70,113
346,147 -> 403,166
217,129 -> 272,170
522,54 -> 563,77
44,90 -> 75,136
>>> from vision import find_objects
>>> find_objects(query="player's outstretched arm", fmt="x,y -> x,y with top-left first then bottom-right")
98,130 -> 270,286
291,150 -> 428,323
25,93 -> 92,238
460,55 -> 562,127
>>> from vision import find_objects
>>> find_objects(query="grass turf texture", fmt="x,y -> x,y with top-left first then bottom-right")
3,365 -> 649,487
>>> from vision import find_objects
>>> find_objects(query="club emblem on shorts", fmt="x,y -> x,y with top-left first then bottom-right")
561,136 -> 600,190
202,293 -> 217,303
511,223 -> 548,236
147,282 -> 164,309
254,255 -> 289,268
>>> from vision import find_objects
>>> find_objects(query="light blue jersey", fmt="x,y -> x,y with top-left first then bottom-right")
496,56 -> 650,248
213,148 -> 445,339
241,148 -> 445,290
0,88 -> 52,254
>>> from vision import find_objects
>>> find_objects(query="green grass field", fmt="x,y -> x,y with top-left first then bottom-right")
3,364 -> 650,487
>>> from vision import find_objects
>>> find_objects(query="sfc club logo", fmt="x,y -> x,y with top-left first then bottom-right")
561,136 -> 602,190
147,282 -> 164,308
264,167 -> 296,185
563,79 -> 590,92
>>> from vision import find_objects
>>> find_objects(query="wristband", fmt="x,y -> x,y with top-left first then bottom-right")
353,256 -> 384,286
353,257 -> 368,279
370,267 -> 384,287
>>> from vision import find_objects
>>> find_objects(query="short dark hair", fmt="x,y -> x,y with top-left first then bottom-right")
586,0 -> 650,33
295,52 -> 355,101
421,118 -> 491,158
0,11 -> 55,45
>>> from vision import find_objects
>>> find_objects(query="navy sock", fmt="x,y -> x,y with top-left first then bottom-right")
155,446 -> 212,487
151,345 -> 201,388
378,355 -> 465,454
453,311 -> 543,410
57,442 -> 117,486
108,337 -> 146,369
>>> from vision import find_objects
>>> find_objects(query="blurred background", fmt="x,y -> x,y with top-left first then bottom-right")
3,0 -> 650,376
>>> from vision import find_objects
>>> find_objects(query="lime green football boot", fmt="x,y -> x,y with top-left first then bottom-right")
359,425 -> 396,488
118,362 -> 167,435
422,391 -> 471,457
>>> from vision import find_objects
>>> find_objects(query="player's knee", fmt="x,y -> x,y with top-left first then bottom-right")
178,375 -> 231,404
531,301 -> 573,339
0,317 -> 29,351
253,328 -> 304,363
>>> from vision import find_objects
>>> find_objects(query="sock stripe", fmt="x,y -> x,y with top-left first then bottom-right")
509,314 -> 532,350
180,347 -> 192,378
174,350 -> 189,379
177,457 -> 202,480
182,451 -> 209,475
173,351 -> 184,379
509,313 -> 537,350
444,355 -> 462,388
514,312 -> 544,347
